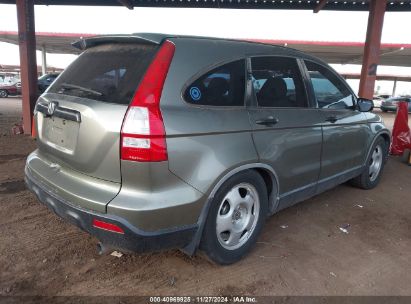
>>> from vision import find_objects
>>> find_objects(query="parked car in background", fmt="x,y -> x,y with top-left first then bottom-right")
38,73 -> 60,93
381,97 -> 411,113
0,81 -> 21,97
26,34 -> 390,264
373,94 -> 392,108
377,94 -> 391,99
373,96 -> 383,108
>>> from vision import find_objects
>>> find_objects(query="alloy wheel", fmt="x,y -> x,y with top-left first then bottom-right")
369,145 -> 383,182
216,183 -> 260,250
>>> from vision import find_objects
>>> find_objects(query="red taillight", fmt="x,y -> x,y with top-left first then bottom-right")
92,219 -> 124,234
121,40 -> 175,162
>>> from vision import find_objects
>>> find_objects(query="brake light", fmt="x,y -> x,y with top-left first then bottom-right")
92,219 -> 124,234
121,40 -> 175,162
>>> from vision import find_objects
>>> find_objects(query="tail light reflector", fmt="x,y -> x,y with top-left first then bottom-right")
92,219 -> 124,234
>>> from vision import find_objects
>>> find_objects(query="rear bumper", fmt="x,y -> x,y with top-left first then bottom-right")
25,168 -> 198,253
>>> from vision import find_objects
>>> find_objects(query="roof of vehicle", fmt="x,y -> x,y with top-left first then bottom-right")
73,32 -> 323,62
73,32 -> 297,48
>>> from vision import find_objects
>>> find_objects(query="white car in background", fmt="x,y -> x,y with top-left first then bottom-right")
373,94 -> 391,108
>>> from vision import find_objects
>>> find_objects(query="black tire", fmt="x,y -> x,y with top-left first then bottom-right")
200,170 -> 268,265
0,90 -> 8,98
350,137 -> 388,189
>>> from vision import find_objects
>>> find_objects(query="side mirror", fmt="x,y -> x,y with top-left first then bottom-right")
357,98 -> 374,112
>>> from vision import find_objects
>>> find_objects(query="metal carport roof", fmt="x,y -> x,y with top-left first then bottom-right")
1,31 -> 411,67
1,0 -> 411,11
0,31 -> 94,54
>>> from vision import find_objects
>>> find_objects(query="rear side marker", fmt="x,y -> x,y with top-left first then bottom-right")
92,219 -> 124,234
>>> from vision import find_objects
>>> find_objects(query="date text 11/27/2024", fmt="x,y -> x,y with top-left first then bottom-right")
149,296 -> 257,303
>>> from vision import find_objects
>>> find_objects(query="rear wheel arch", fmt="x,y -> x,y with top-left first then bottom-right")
199,170 -> 268,264
252,167 -> 279,213
210,164 -> 280,214
182,163 -> 279,256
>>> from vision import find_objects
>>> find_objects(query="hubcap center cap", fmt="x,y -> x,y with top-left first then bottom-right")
233,210 -> 242,221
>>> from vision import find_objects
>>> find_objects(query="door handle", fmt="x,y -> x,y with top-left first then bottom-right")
325,115 -> 338,123
255,117 -> 279,126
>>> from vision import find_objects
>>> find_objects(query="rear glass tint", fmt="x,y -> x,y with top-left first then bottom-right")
184,60 -> 246,107
48,43 -> 158,105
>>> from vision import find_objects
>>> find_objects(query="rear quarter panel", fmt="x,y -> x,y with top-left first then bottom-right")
160,38 -> 261,194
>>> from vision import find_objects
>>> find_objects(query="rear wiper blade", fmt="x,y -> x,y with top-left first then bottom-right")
60,83 -> 103,96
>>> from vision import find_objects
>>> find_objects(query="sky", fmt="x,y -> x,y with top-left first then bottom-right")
0,3 -> 411,95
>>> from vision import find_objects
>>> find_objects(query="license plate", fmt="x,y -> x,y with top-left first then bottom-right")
43,116 -> 79,154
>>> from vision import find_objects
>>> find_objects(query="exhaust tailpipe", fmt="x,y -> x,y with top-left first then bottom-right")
96,242 -> 111,255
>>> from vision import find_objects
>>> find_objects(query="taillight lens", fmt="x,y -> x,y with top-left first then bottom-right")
121,40 -> 175,162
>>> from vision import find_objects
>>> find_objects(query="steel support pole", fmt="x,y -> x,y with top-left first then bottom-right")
392,78 -> 397,96
16,0 -> 38,135
358,0 -> 386,100
41,45 -> 47,75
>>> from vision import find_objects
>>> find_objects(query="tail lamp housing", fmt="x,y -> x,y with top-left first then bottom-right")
121,40 -> 175,162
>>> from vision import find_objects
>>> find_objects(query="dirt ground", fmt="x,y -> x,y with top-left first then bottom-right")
0,97 -> 410,296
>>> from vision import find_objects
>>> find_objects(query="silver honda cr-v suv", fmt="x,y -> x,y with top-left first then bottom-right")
25,33 -> 390,264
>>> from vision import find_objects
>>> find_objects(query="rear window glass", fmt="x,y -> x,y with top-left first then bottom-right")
48,43 -> 157,105
183,60 -> 246,106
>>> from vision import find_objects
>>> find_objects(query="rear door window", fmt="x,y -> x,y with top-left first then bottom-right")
48,43 -> 158,105
184,60 -> 246,106
251,56 -> 308,108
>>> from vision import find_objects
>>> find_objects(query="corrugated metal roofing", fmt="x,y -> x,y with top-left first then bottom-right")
1,0 -> 411,11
